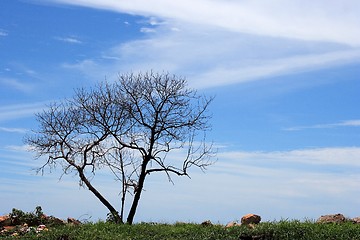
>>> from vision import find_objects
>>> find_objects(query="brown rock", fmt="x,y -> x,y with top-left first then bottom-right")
316,214 -> 346,224
353,217 -> 360,224
67,217 -> 81,225
3,226 -> 15,231
37,224 -> 48,232
0,215 -> 11,227
225,221 -> 240,228
48,216 -> 66,226
241,214 -> 261,225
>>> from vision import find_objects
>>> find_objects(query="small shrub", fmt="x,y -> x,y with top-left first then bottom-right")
9,206 -> 44,226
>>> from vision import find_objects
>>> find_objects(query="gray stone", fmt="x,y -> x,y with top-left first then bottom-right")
316,214 -> 346,223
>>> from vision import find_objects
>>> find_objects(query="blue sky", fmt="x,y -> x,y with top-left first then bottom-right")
1,0 -> 360,223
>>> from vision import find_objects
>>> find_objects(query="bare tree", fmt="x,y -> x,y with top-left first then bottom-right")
26,71 -> 214,224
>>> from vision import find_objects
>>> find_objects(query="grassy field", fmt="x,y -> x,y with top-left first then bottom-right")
3,220 -> 360,240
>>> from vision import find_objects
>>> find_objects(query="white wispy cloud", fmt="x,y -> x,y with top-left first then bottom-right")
0,102 -> 49,122
0,77 -> 34,93
55,36 -> 82,44
140,27 -> 156,33
217,147 -> 360,168
46,0 -> 360,90
191,49 -> 360,88
4,145 -> 34,152
61,22 -> 360,88
1,64 -> 38,76
50,0 -> 360,46
0,30 -> 8,37
285,120 -> 360,131
0,127 -> 29,134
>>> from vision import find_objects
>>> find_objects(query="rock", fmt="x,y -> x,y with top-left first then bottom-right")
19,223 -> 29,233
0,208 -> 74,238
37,224 -> 48,232
48,216 -> 66,226
0,215 -> 11,227
67,217 -> 81,225
241,214 -> 261,225
353,217 -> 360,224
225,221 -> 240,228
201,220 -> 212,226
2,226 -> 15,232
316,214 -> 346,224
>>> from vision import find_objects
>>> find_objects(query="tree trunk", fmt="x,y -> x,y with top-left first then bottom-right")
126,158 -> 149,225
78,169 -> 122,223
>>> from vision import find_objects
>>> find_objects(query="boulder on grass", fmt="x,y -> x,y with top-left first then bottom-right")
241,214 -> 261,225
0,215 -> 11,227
67,217 -> 81,225
48,216 -> 66,226
316,214 -> 346,224
225,221 -> 240,228
352,217 -> 360,224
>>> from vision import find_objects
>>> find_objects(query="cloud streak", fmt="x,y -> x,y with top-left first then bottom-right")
55,36 -> 82,44
62,23 -> 360,89
217,147 -> 360,169
44,1 -> 359,89
0,102 -> 49,122
50,0 -> 360,46
0,30 -> 8,37
0,127 -> 29,134
192,49 -> 360,88
0,77 -> 34,93
285,120 -> 360,131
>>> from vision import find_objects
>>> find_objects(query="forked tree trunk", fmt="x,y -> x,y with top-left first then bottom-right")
126,158 -> 149,225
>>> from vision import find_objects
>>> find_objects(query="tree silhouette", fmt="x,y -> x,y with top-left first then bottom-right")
26,71 -> 214,224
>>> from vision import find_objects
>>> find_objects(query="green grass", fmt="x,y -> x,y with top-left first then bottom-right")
3,220 -> 360,240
